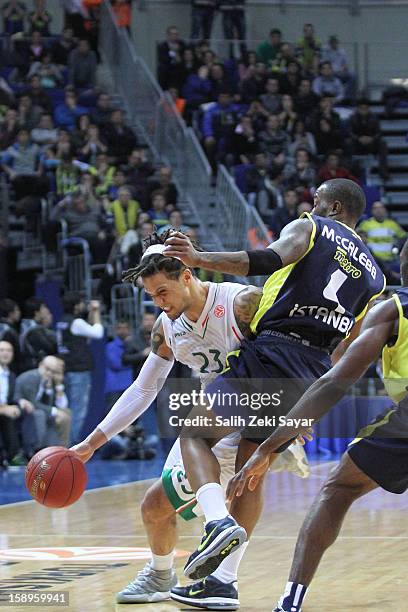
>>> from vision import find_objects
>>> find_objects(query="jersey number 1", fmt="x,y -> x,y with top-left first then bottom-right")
323,269 -> 348,314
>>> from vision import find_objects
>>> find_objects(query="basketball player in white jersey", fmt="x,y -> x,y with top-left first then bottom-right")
72,230 -> 309,609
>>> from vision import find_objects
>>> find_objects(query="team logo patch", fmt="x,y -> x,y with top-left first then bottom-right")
214,305 -> 225,318
0,547 -> 189,561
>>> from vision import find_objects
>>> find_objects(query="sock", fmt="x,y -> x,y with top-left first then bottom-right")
151,551 -> 174,571
196,482 -> 229,523
211,541 -> 248,584
277,581 -> 308,612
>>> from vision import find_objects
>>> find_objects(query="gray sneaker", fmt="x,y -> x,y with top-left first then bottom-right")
116,562 -> 178,603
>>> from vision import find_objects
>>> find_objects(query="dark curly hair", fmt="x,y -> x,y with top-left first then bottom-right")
122,228 -> 199,285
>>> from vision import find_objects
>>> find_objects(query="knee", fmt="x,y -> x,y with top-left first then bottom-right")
141,483 -> 174,525
320,467 -> 367,504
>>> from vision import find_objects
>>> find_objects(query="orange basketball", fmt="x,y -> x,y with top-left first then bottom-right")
25,447 -> 88,508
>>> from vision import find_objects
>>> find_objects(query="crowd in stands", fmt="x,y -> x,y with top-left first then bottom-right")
156,20 -> 398,244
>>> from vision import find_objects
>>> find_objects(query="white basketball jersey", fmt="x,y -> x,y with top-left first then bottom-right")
161,282 -> 246,387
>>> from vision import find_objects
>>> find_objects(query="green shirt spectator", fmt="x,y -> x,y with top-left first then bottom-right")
359,201 -> 406,261
296,23 -> 321,75
256,28 -> 282,69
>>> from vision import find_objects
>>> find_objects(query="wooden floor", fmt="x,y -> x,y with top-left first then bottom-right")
1,461 -> 407,612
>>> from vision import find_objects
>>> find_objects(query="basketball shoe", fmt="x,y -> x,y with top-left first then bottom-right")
171,575 -> 240,610
116,562 -> 178,603
184,516 -> 247,580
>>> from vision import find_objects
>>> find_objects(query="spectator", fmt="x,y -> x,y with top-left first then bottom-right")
309,94 -> 342,134
91,92 -> 113,127
106,168 -> 127,201
229,114 -> 258,164
27,51 -> 63,89
80,123 -> 107,164
322,35 -> 356,101
218,0 -> 247,58
159,209 -> 191,235
110,186 -> 140,254
359,201 -> 406,264
0,340 -> 32,466
2,128 -> 49,201
148,190 -> 169,228
54,90 -> 88,129
147,166 -> 178,207
357,228 -> 402,286
111,0 -> 132,33
190,0 -> 216,40
279,60 -> 302,97
20,297 -> 57,372
68,38 -> 98,89
278,94 -> 298,132
286,147 -> 316,189
349,98 -> 389,181
246,152 -> 284,213
246,99 -> 270,132
25,75 -> 53,112
28,0 -> 51,35
182,65 -> 212,113
270,188 -> 299,237
259,76 -> 282,115
15,355 -> 71,450
314,116 -> 344,156
103,108 -> 137,164
317,151 -> 359,185
312,61 -> 344,103
167,86 -> 186,116
2,0 -> 26,35
52,27 -> 76,65
209,62 -> 234,99
94,152 -> 116,196
294,78 -> 320,120
296,23 -> 321,75
202,90 -> 243,170
24,30 -> 46,64
0,108 -> 19,151
180,46 -> 198,83
0,299 -> 21,371
122,312 -> 155,378
57,294 -> 104,443
240,61 -> 267,103
16,94 -> 42,131
54,153 -> 81,198
289,118 -> 317,157
71,113 -> 91,151
256,28 -> 282,69
238,49 -> 257,81
31,113 -> 58,147
259,113 -> 290,158
62,0 -> 86,38
157,25 -> 185,90
51,192 -> 112,262
273,42 -> 297,73
104,320 -> 133,411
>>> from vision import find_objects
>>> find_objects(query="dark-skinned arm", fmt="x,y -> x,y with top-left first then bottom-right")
400,237 -> 408,286
164,218 -> 313,277
226,297 -> 399,499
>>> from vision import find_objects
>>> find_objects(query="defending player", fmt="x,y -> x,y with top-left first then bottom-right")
226,244 -> 408,612
163,179 -> 386,594
72,230 -> 308,608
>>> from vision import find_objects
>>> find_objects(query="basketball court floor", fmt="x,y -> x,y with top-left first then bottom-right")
1,458 -> 407,611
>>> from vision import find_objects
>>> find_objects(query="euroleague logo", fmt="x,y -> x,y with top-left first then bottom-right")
0,547 -> 189,561
214,304 -> 225,318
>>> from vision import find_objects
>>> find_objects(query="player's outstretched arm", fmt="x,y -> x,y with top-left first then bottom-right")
233,285 -> 263,337
226,298 -> 399,498
71,317 -> 174,462
164,220 -> 313,277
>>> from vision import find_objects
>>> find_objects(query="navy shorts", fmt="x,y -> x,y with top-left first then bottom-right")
348,408 -> 408,494
205,332 -> 332,445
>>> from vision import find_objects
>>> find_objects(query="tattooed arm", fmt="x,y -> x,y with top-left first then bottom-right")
151,316 -> 174,360
233,286 -> 263,337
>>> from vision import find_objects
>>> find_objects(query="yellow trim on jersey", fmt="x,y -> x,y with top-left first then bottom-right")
353,273 -> 387,324
349,409 -> 395,446
331,218 -> 362,241
382,293 -> 408,403
223,349 -> 241,373
250,213 -> 317,333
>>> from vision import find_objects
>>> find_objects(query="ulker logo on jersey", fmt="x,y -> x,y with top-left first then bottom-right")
214,305 -> 225,318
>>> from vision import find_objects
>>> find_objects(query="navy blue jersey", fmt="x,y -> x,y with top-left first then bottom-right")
251,213 -> 386,348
